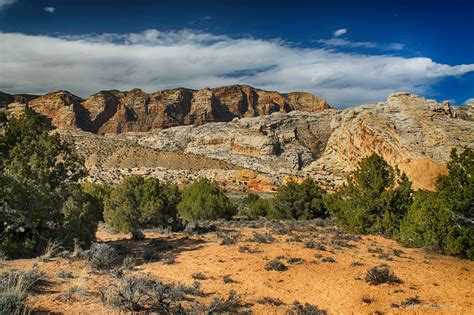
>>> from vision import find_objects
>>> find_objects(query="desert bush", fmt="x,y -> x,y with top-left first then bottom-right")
100,275 -> 203,313
57,269 -> 74,279
365,265 -> 402,285
177,178 -> 237,221
401,296 -> 422,307
265,258 -> 288,271
269,178 -> 328,220
361,295 -> 374,304
399,148 -> 474,259
101,276 -> 176,312
0,108 -> 99,257
38,240 -> 63,262
249,231 -> 275,243
86,243 -> 121,273
286,301 -> 327,315
257,296 -> 284,306
162,255 -> 176,265
287,257 -> 305,265
325,153 -> 413,237
304,240 -> 326,251
319,257 -> 335,263
202,290 -> 242,313
223,275 -> 237,284
191,272 -> 207,280
244,193 -> 271,219
0,267 -> 43,314
121,256 -> 135,271
238,245 -> 261,254
131,230 -> 145,241
104,176 -> 181,233
218,232 -> 240,245
57,285 -> 88,302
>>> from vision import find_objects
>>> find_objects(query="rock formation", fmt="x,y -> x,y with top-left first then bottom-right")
2,87 -> 473,192
1,85 -> 330,133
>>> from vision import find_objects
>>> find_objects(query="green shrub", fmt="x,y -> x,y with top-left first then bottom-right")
325,153 -> 412,237
177,178 -> 237,221
61,187 -> 102,248
81,182 -> 112,221
0,107 -> 98,257
104,176 -> 181,233
244,193 -> 270,219
268,178 -> 327,220
399,148 -> 474,259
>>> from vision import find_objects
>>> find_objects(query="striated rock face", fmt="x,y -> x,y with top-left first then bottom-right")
1,85 -> 329,133
3,87 -> 473,192
308,92 -> 474,190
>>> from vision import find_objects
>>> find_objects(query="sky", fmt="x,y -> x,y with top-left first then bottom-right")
0,0 -> 473,108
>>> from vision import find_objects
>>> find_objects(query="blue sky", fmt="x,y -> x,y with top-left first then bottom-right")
0,0 -> 473,107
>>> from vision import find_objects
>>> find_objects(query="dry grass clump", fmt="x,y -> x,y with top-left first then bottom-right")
257,296 -> 284,306
0,267 -> 43,314
85,243 -> 121,273
401,296 -> 422,307
248,232 -> 275,244
365,265 -> 402,285
286,300 -> 327,314
200,290 -> 242,313
265,258 -> 288,272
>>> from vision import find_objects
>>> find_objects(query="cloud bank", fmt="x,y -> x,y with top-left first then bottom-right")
1,29 -> 473,107
0,0 -> 16,10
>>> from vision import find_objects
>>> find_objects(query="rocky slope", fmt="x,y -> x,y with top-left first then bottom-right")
2,87 -> 473,191
1,85 -> 329,133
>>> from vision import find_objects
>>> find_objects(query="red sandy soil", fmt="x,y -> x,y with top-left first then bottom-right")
1,222 -> 473,314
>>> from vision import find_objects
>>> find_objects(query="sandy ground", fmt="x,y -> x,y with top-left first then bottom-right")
1,222 -> 473,314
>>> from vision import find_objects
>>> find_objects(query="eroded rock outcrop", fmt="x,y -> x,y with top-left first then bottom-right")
1,85 -> 330,133
308,92 -> 474,190
3,88 -> 473,192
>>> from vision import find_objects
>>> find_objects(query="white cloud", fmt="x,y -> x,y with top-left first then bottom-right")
317,38 -> 404,51
0,0 -> 16,10
43,7 -> 56,13
333,28 -> 347,37
464,98 -> 474,105
0,29 -> 473,107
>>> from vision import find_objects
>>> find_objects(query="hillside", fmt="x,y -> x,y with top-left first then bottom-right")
2,87 -> 473,191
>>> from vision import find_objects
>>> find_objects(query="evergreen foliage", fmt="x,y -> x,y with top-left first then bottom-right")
399,148 -> 473,259
104,176 -> 181,233
0,107 -> 98,257
244,193 -> 270,219
177,178 -> 237,221
325,153 -> 412,236
269,178 -> 327,220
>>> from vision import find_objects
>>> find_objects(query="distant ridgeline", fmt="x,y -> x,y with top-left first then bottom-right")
0,85 -> 330,134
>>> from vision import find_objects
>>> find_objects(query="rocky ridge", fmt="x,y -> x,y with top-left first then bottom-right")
1,85 -> 329,133
2,88 -> 473,191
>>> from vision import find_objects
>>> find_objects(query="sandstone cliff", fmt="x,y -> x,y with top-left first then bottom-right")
1,85 -> 330,133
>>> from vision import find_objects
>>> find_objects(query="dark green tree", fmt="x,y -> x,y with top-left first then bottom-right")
326,153 -> 412,236
400,148 -> 473,258
0,107 -> 97,257
177,178 -> 237,221
104,175 -> 181,233
268,178 -> 327,220
81,182 -> 112,221
244,193 -> 270,219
